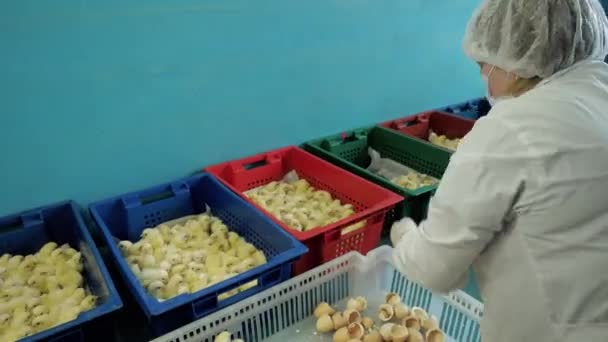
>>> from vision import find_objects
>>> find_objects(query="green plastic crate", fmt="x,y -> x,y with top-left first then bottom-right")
304,126 -> 451,227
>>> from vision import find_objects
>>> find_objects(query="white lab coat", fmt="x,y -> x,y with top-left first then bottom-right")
392,60 -> 608,342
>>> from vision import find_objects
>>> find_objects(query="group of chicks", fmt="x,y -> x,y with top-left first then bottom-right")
390,173 -> 437,191
314,293 -> 445,342
246,178 -> 359,232
0,242 -> 96,341
428,131 -> 462,151
118,213 -> 267,301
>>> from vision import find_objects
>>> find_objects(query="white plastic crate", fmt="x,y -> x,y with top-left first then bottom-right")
153,246 -> 484,342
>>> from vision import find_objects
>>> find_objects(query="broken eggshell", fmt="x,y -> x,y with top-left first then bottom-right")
385,292 -> 401,305
426,329 -> 446,342
314,302 -> 336,318
402,315 -> 421,331
361,316 -> 374,330
316,314 -> 334,333
394,303 -> 409,320
378,304 -> 394,322
378,323 -> 395,341
390,324 -> 410,342
408,328 -> 424,342
343,309 -> 362,324
332,312 -> 348,330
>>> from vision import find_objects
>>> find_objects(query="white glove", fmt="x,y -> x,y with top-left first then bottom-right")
390,217 -> 417,246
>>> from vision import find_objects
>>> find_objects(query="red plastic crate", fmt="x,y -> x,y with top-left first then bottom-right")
380,111 -> 475,150
205,146 -> 402,275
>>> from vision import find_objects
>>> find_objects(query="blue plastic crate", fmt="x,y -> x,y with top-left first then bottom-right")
89,173 -> 308,336
0,201 -> 123,342
440,97 -> 491,120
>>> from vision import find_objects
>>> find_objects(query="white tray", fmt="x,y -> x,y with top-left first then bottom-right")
152,246 -> 483,342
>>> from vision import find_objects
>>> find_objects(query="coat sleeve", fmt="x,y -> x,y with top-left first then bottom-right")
392,114 -> 528,293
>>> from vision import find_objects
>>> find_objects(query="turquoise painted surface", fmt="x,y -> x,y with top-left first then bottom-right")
0,0 -> 483,300
0,0 -> 482,215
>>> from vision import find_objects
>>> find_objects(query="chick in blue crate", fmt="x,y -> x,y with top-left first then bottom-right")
390,0 -> 608,341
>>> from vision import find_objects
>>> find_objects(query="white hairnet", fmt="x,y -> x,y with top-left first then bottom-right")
463,0 -> 608,79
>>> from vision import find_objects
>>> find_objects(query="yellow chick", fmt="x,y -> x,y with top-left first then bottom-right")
0,312 -> 10,324
65,253 -> 83,272
0,254 -> 10,267
56,268 -> 84,289
190,250 -> 206,264
187,262 -> 206,274
189,278 -> 208,293
170,264 -> 186,275
31,304 -> 49,317
166,275 -> 185,291
130,264 -> 142,278
252,250 -> 267,266
164,252 -> 182,266
140,268 -> 169,284
25,296 -> 42,310
79,295 -> 97,311
118,241 -> 133,256
220,254 -> 238,268
176,285 -> 189,296
158,261 -> 171,272
11,305 -> 30,328
139,242 -> 153,256
3,325 -> 33,341
37,242 -> 59,258
56,306 -> 81,326
4,273 -> 26,287
157,224 -> 173,240
205,254 -> 222,269
147,281 -> 165,299
7,255 -> 24,270
236,243 -> 256,259
31,314 -> 54,332
59,244 -> 78,257
62,288 -> 86,308
140,254 -> 156,268
17,255 -> 38,273
210,221 -> 228,235
183,269 -> 198,284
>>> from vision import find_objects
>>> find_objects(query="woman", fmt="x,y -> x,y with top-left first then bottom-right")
391,0 -> 608,341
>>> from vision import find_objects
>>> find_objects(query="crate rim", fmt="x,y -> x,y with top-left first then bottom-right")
0,200 -> 123,341
89,173 -> 308,317
304,127 -> 440,198
204,146 -> 403,242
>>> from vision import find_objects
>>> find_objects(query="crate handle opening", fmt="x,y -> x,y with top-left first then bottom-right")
139,191 -> 174,205
320,130 -> 368,150
123,182 -> 190,208
391,115 -> 430,130
47,327 -> 83,342
0,218 -> 25,235
234,153 -> 282,173
0,211 -> 44,234
243,159 -> 268,170
191,266 -> 283,319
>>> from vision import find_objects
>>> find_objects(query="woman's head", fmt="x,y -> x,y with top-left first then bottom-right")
464,0 -> 608,81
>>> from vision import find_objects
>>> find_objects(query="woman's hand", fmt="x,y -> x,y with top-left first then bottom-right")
390,217 -> 416,246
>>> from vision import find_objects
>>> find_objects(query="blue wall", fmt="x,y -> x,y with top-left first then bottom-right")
0,0 -> 481,215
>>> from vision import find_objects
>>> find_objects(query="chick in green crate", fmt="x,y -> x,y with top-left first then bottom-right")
367,148 -> 438,191
390,0 -> 608,341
